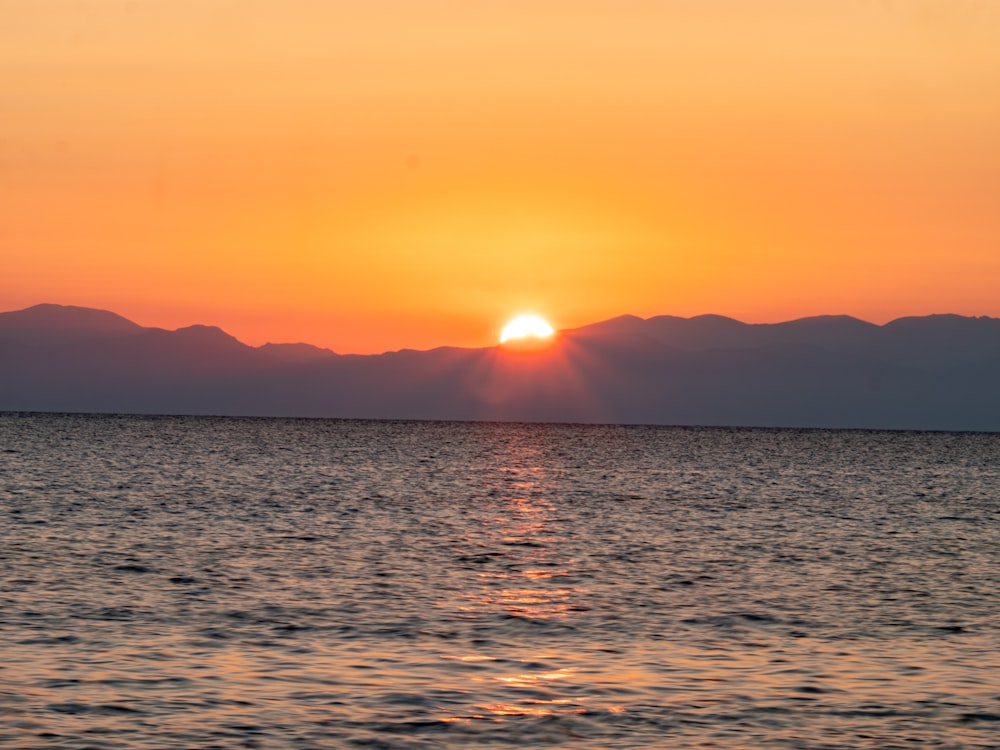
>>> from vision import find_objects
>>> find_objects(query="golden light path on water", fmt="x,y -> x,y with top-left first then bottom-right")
448,444 -> 609,722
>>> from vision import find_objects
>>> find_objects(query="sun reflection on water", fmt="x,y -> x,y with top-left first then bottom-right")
439,441 -> 607,722
459,477 -> 584,621
476,701 -> 585,718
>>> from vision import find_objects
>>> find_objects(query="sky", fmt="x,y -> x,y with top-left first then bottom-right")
2,0 -> 999,353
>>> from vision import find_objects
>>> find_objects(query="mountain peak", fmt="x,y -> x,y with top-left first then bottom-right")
0,303 -> 143,344
163,324 -> 247,348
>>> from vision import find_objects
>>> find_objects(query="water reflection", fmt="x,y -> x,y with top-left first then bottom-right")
462,465 -> 584,621
471,667 -> 587,720
445,442 -> 603,722
477,700 -> 583,718
494,666 -> 575,688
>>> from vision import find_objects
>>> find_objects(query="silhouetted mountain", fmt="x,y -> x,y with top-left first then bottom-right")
2,304 -> 999,430
0,303 -> 143,344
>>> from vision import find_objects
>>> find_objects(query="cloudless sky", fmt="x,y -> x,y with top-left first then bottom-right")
2,0 -> 999,353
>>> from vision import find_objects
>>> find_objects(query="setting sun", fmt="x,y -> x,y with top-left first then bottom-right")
500,315 -> 555,344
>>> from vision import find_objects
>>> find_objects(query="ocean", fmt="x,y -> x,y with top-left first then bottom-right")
1,413 -> 998,748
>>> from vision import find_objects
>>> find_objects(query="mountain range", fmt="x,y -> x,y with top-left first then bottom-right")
2,303 -> 999,431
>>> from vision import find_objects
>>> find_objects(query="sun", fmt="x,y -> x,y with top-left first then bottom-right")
500,314 -> 555,344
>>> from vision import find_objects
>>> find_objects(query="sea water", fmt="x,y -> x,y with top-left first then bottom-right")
1,414 -> 998,748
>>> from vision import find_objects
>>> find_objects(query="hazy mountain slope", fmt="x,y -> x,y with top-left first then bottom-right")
258,343 -> 338,362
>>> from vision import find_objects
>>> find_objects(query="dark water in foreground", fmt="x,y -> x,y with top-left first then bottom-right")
1,414 -> 999,749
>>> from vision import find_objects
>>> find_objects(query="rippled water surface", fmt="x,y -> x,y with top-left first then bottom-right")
2,414 -> 999,748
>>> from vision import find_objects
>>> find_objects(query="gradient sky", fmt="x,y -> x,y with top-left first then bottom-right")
3,1 -> 999,353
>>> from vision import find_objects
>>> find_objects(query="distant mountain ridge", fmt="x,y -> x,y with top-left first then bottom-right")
2,303 -> 999,431
0,304 -> 337,359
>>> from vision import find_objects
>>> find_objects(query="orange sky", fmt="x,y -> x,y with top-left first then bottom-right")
2,1 -> 999,353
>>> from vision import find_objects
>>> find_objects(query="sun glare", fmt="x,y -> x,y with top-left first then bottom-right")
500,314 -> 555,344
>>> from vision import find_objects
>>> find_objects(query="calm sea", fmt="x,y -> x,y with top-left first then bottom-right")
1,414 -> 998,749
